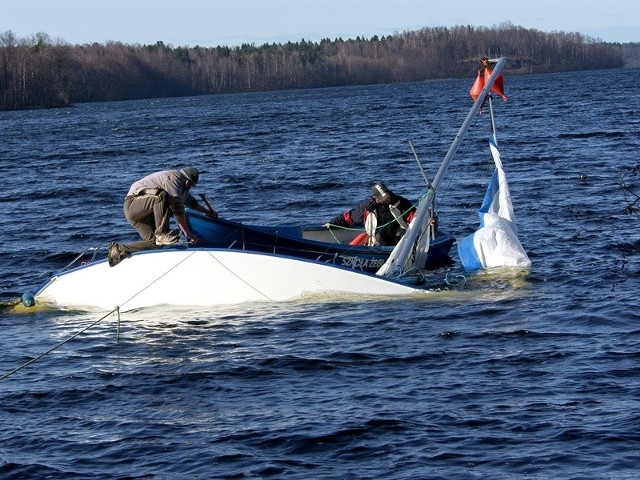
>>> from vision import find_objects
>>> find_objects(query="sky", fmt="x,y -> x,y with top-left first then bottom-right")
3,0 -> 639,47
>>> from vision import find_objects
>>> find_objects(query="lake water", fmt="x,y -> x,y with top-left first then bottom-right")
1,67 -> 639,479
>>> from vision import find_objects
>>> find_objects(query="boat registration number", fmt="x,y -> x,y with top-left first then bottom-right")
339,255 -> 385,270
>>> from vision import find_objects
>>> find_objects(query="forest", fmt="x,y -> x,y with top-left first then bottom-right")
1,22 -> 638,111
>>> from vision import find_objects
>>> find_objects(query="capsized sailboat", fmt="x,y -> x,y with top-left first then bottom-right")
30,57 -> 528,311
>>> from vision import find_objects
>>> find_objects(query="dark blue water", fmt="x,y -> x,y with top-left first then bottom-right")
1,68 -> 639,479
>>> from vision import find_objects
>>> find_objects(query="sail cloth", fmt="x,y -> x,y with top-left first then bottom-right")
457,139 -> 531,271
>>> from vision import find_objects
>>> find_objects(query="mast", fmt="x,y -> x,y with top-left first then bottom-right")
377,57 -> 507,277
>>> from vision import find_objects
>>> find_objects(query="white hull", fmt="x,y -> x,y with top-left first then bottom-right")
35,249 -> 421,311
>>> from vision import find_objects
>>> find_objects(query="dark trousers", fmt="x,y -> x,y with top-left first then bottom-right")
119,191 -> 171,254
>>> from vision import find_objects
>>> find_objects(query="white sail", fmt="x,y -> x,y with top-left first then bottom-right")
457,139 -> 531,271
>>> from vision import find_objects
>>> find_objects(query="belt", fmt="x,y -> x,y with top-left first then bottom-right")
126,187 -> 164,199
138,187 -> 163,196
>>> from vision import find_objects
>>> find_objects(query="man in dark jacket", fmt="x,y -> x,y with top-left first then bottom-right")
324,182 -> 416,246
107,167 -> 217,267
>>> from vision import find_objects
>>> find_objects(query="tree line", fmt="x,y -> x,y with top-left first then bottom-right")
1,22 -> 635,111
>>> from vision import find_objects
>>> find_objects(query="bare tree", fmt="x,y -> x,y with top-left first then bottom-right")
0,25 -> 634,111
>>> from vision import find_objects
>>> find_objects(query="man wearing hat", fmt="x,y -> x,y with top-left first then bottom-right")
107,167 -> 217,267
324,182 -> 416,246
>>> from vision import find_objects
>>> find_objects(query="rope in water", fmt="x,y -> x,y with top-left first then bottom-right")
0,306 -> 121,382
1,246 -> 204,382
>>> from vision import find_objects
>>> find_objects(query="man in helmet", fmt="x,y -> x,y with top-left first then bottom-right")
107,167 -> 217,267
323,182 -> 416,246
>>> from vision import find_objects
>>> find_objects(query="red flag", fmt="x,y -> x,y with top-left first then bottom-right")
469,58 -> 507,102
484,68 -> 507,101
469,70 -> 484,100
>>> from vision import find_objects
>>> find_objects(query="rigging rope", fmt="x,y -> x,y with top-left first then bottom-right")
204,250 -> 273,301
113,248 -> 199,310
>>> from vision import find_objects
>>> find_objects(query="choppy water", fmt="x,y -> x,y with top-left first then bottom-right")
1,68 -> 639,479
